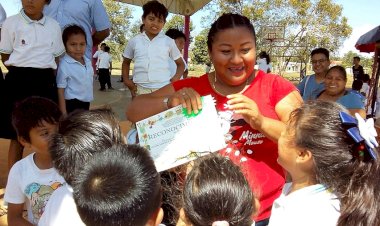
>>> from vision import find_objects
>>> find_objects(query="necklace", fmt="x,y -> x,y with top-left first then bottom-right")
212,72 -> 253,95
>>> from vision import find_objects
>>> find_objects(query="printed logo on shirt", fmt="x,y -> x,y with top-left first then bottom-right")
24,181 -> 63,224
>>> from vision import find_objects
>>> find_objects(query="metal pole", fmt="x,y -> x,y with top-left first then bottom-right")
184,15 -> 190,63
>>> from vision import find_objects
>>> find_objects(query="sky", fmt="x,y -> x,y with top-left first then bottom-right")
1,0 -> 379,57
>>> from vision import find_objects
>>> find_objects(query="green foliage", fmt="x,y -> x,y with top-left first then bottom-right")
102,0 -> 132,61
195,0 -> 352,75
191,29 -> 209,65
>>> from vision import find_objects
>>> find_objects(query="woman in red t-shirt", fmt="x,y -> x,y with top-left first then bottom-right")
126,13 -> 302,225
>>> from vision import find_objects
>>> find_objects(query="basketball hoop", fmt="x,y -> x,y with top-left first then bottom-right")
263,26 -> 285,44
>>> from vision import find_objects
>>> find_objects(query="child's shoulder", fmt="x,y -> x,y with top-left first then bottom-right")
8,153 -> 35,175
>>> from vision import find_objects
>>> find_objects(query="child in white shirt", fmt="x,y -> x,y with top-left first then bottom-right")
270,101 -> 380,226
5,97 -> 65,225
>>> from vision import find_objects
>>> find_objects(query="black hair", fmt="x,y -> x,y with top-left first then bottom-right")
12,96 -> 61,142
142,0 -> 168,21
288,100 -> 380,226
165,28 -> 186,41
182,155 -> 255,226
352,80 -> 363,91
73,144 -> 162,226
353,56 -> 361,61
326,65 -> 347,80
140,24 -> 145,33
49,108 -> 124,185
363,74 -> 370,83
207,13 -> 256,51
62,24 -> 87,47
311,47 -> 330,60
259,51 -> 271,64
46,0 -> 51,4
100,43 -> 106,47
104,46 -> 110,52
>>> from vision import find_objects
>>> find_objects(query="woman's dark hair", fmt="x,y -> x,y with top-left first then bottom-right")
12,96 -> 61,142
207,13 -> 256,51
50,108 -> 124,185
326,65 -> 347,80
142,0 -> 168,21
288,100 -> 380,226
182,155 -> 255,226
73,144 -> 162,226
259,51 -> 271,64
62,24 -> 87,47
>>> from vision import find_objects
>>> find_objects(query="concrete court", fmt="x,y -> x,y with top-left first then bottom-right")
0,75 -> 133,225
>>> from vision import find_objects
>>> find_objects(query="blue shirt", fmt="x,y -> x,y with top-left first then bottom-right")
337,91 -> 365,110
56,54 -> 93,102
297,74 -> 325,101
44,0 -> 111,59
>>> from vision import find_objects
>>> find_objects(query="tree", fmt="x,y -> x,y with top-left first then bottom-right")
102,0 -> 133,61
164,15 -> 194,33
191,29 -> 209,65
198,0 -> 352,75
341,51 -> 373,74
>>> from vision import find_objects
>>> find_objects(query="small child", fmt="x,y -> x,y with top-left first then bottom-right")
269,100 -> 380,226
57,24 -> 93,115
97,45 -> 113,91
0,0 -> 65,170
72,144 -> 163,226
5,96 -> 65,225
178,155 -> 257,226
122,0 -> 185,97
351,79 -> 365,104
165,28 -> 188,79
38,108 -> 124,226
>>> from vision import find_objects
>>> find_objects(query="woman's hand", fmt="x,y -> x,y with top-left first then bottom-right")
168,87 -> 202,115
226,93 -> 263,130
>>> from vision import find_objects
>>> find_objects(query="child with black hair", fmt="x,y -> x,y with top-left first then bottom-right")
5,96 -> 65,225
166,28 -> 188,79
97,45 -> 113,91
122,0 -> 185,97
0,0 -> 65,171
39,108 -> 125,226
57,24 -> 93,115
178,155 -> 257,226
269,100 -> 380,226
72,144 -> 163,226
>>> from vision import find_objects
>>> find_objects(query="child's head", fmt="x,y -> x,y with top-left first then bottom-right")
62,24 -> 87,62
352,80 -> 363,91
363,73 -> 370,83
100,43 -> 106,50
279,100 -> 380,225
73,144 -> 163,226
12,96 -> 61,152
165,28 -> 186,52
258,51 -> 271,64
353,56 -> 361,65
104,46 -> 110,53
21,0 -> 51,20
180,155 -> 256,226
49,108 -> 124,185
142,1 -> 168,38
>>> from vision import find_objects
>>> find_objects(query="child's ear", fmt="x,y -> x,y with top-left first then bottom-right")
296,149 -> 313,163
145,207 -> 164,226
18,136 -> 30,150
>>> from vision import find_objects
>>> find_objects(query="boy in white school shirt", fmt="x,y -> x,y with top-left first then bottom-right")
121,0 -> 185,97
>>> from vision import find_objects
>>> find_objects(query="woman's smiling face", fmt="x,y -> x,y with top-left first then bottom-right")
209,26 -> 256,86
324,68 -> 347,96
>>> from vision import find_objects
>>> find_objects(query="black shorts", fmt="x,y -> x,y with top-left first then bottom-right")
0,67 -> 57,139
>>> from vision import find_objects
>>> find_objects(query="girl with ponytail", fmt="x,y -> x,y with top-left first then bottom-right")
269,100 -> 380,226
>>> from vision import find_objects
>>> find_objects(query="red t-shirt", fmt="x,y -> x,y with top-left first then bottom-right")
173,70 -> 297,221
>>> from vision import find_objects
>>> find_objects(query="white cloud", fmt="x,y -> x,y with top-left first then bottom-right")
339,24 -> 377,57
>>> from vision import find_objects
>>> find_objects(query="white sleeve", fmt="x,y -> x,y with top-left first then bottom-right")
56,61 -> 68,88
122,37 -> 136,59
4,163 -> 25,204
0,3 -> 6,27
168,38 -> 181,61
52,21 -> 65,57
0,18 -> 13,54
93,51 -> 99,58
